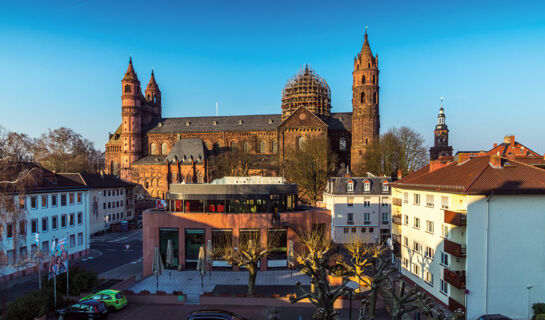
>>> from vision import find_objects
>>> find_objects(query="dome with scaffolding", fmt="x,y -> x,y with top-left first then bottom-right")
281,65 -> 331,121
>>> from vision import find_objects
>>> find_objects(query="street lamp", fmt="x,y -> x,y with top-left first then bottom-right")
527,285 -> 533,320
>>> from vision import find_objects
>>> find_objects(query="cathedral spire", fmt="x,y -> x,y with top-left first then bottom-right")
123,57 -> 139,81
147,69 -> 159,89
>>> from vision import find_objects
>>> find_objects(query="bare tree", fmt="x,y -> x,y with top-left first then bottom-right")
212,230 -> 281,296
0,129 -> 35,162
208,149 -> 252,180
289,229 -> 350,320
284,137 -> 337,206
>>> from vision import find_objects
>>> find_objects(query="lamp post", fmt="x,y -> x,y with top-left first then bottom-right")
527,285 -> 533,320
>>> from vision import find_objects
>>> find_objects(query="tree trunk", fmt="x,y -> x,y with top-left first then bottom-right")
247,264 -> 257,296
368,287 -> 378,318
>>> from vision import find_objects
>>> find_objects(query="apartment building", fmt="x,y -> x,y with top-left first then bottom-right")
323,175 -> 391,244
391,155 -> 545,319
60,173 -> 136,235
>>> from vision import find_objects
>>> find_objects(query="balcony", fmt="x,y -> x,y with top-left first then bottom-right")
393,243 -> 401,256
392,214 -> 402,225
392,198 -> 402,206
443,268 -> 466,289
448,297 -> 465,312
444,210 -> 467,227
444,238 -> 466,258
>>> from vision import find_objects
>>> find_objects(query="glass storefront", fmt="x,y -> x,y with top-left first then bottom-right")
159,228 -> 179,270
212,229 -> 232,268
185,228 -> 205,268
268,228 -> 287,268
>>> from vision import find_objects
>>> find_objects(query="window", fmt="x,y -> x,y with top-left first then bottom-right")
150,143 -> 157,155
402,258 -> 409,269
403,192 -> 408,203
7,223 -> 13,239
363,180 -> 371,192
70,234 -> 75,248
61,194 -> 67,206
413,241 -> 422,254
77,212 -> 83,225
108,202 -> 111,209
42,241 -> 49,255
41,195 -> 48,208
61,214 -> 67,228
52,216 -> 58,230
339,138 -> 347,151
19,197 -> 25,209
426,194 -> 434,207
103,203 -> 106,209
382,182 -> 389,192
297,136 -> 306,151
381,212 -> 389,224
373,92 -> 377,104
31,219 -> 38,233
361,75 -> 365,84
425,271 -> 433,286
368,227 -> 374,233
412,263 -> 420,276
347,213 -> 354,225
259,140 -> 266,154
19,246 -> 28,261
364,212 -> 371,225
441,224 -> 449,238
360,91 -> 365,103
41,217 -> 48,233
440,280 -> 448,295
77,192 -> 82,204
124,84 -> 131,93
78,233 -> 83,246
361,228 -> 366,233
413,193 -> 420,205
30,196 -> 37,209
381,197 -> 389,207
403,215 -> 409,225
347,197 -> 354,207
351,227 -> 356,233
69,213 -> 75,227
272,140 -> 278,154
441,196 -> 449,209
425,247 -> 434,259
108,190 -> 111,196
343,227 -> 349,234
413,217 -> 420,229
403,236 -> 408,247
441,252 -> 449,266
243,141 -> 249,153
426,220 -> 434,233
51,194 -> 57,207
364,198 -> 371,207
372,75 -> 376,84
347,181 -> 354,192
18,221 -> 25,236
161,143 -> 168,155
69,193 -> 75,205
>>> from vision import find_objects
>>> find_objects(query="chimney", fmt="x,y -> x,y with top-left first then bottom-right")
458,153 -> 471,164
493,143 -> 497,148
504,135 -> 515,147
397,169 -> 402,180
489,155 -> 502,168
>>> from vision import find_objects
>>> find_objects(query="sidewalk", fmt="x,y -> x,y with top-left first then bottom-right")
100,258 -> 142,281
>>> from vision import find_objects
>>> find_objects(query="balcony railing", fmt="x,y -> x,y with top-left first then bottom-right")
392,198 -> 402,206
448,297 -> 465,312
444,210 -> 467,227
444,238 -> 466,258
443,268 -> 466,289
392,215 -> 402,225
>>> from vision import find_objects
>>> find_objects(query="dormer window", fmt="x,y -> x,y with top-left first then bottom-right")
364,180 -> 371,192
347,180 -> 354,192
382,180 -> 389,192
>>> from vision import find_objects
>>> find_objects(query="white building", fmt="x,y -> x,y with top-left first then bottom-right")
323,175 -> 391,244
391,155 -> 545,319
60,173 -> 136,235
0,169 -> 90,278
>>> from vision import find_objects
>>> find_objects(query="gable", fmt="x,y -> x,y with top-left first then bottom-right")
278,106 -> 328,130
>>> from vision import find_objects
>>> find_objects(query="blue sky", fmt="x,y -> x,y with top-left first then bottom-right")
1,0 -> 544,153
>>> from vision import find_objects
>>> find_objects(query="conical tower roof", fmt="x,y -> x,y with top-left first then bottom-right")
122,57 -> 139,81
360,31 -> 373,57
146,70 -> 159,89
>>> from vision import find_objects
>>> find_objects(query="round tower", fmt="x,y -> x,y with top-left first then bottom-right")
120,58 -> 143,180
351,29 -> 380,172
145,70 -> 162,119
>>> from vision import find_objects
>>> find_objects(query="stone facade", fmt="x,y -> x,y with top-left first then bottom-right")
105,32 -> 381,198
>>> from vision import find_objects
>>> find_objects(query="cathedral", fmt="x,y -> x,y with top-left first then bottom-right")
105,31 -> 381,199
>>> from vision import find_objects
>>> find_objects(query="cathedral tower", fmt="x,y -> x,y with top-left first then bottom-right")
145,70 -> 162,119
429,100 -> 453,160
351,30 -> 380,172
120,58 -> 143,180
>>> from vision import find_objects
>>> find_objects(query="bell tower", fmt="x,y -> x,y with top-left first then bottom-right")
351,28 -> 380,172
120,58 -> 143,180
429,98 -> 453,160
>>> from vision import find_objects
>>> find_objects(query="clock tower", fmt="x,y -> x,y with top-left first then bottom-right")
429,100 -> 453,161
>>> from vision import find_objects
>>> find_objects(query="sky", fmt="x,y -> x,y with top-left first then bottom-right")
1,0 -> 545,153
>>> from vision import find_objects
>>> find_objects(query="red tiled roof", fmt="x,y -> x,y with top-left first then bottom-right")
391,156 -> 545,195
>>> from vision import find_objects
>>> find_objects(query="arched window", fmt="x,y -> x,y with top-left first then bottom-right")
360,92 -> 365,103
145,180 -> 150,189
197,171 -> 203,184
297,136 -> 306,151
124,84 -> 131,93
161,143 -> 167,155
213,142 -> 221,155
361,75 -> 365,84
373,92 -> 377,104
243,141 -> 249,153
365,138 -> 369,145
153,94 -> 157,103
150,143 -> 157,155
259,140 -> 266,154
364,180 -> 371,192
272,140 -> 278,154
230,141 -> 238,151
368,63 -> 371,68
372,75 -> 376,84
186,174 -> 192,184
339,138 -> 347,151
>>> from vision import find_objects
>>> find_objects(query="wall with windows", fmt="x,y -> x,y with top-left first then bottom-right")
89,187 -> 134,235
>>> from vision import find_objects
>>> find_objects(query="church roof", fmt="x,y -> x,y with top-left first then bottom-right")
165,138 -> 206,163
145,112 -> 352,134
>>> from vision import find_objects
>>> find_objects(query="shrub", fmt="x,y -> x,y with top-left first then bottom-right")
5,290 -> 65,320
534,303 -> 545,316
43,265 -> 98,295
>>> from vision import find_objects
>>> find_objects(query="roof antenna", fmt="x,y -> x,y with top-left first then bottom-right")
216,101 -> 219,117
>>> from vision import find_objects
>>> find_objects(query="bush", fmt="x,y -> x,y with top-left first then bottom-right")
5,289 -> 65,320
535,314 -> 545,320
43,265 -> 98,296
534,303 -> 545,316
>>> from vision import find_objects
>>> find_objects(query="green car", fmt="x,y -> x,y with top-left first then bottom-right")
80,289 -> 127,311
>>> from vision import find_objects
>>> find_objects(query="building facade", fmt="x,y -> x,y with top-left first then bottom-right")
142,177 -> 331,276
391,155 -> 545,318
323,176 -> 391,244
105,31 -> 381,198
60,173 -> 136,235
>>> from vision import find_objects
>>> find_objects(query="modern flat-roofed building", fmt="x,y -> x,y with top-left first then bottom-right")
142,177 -> 331,276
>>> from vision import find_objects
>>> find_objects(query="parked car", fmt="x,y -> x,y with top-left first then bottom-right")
188,309 -> 247,320
57,299 -> 108,319
80,289 -> 128,311
477,315 -> 513,320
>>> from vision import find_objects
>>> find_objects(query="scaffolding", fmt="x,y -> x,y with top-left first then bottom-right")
281,65 -> 331,121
